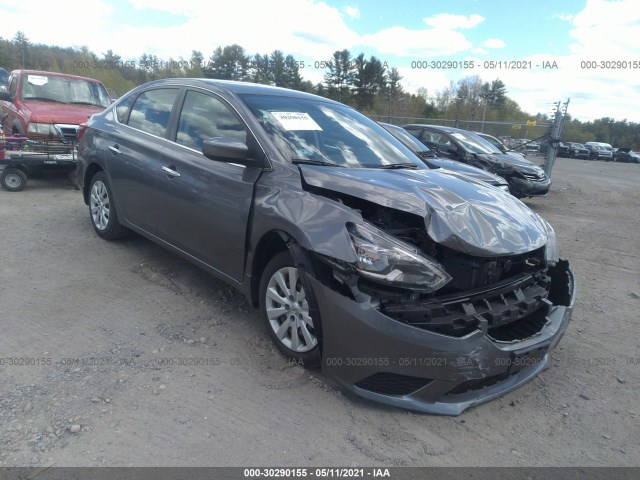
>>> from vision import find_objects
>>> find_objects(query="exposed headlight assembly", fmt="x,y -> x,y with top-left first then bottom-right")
347,222 -> 451,291
542,219 -> 559,266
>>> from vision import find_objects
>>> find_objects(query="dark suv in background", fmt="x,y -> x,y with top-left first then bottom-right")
403,124 -> 551,198
557,142 -> 590,159
379,122 -> 510,192
584,143 -> 613,161
0,67 -> 9,93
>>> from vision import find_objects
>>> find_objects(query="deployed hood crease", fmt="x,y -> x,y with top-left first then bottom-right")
300,165 -> 547,257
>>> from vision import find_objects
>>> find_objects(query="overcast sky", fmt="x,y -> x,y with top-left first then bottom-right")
1,0 -> 639,122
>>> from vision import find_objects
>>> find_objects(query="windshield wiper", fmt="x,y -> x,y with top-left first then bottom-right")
292,158 -> 343,167
23,97 -> 64,103
370,162 -> 419,169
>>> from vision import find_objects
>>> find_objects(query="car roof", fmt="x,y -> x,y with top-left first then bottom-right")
402,124 -> 465,134
130,77 -> 342,103
14,69 -> 105,84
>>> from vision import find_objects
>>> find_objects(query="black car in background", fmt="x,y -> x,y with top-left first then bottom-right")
0,67 -> 9,93
476,132 -> 527,160
73,79 -> 574,415
585,143 -> 613,161
557,142 -> 590,159
613,148 -> 640,163
379,122 -> 510,192
403,124 -> 551,198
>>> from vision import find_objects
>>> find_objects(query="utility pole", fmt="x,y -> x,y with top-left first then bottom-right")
544,98 -> 570,177
480,99 -> 488,132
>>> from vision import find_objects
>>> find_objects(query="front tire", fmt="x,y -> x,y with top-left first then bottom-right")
259,251 -> 321,367
0,167 -> 27,192
88,171 -> 129,240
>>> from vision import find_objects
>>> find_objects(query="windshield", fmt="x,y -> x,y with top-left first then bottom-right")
449,130 -> 501,154
240,94 -> 422,168
479,134 -> 505,150
20,73 -> 111,107
381,123 -> 431,153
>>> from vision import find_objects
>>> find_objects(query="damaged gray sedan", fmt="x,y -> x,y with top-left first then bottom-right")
74,79 -> 575,415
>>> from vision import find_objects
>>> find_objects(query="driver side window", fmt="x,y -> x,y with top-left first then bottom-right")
176,90 -> 247,151
427,132 -> 451,151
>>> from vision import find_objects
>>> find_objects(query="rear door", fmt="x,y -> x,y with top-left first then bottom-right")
106,87 -> 181,234
155,88 -> 263,282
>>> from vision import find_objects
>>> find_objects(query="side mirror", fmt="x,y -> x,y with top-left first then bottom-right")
202,137 -> 263,168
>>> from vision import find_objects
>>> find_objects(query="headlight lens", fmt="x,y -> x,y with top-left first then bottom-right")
27,123 -> 57,136
347,222 -> 451,291
542,219 -> 559,266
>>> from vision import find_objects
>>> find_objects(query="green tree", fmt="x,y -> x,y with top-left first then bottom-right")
251,53 -> 271,84
13,31 -> 31,68
269,50 -> 286,86
205,44 -> 250,81
324,49 -> 356,103
353,54 -> 387,111
283,55 -> 303,90
186,50 -> 204,77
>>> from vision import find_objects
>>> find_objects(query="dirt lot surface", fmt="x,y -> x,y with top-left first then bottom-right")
0,158 -> 638,467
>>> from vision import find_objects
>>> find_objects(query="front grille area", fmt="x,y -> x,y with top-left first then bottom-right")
382,272 -> 551,339
487,307 -> 549,341
355,373 -> 432,396
54,124 -> 80,141
522,171 -> 547,181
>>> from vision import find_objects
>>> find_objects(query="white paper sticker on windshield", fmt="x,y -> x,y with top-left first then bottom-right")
28,75 -> 48,86
271,112 -> 322,131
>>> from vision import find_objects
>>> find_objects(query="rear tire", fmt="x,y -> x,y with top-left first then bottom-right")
259,251 -> 321,367
0,167 -> 27,192
88,171 -> 129,240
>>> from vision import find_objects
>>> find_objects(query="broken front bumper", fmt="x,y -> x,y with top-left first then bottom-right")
314,261 -> 575,416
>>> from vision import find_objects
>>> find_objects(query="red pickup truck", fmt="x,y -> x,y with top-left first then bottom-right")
0,69 -> 111,140
0,70 -> 111,190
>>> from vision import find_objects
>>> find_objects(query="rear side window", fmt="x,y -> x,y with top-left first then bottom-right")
115,94 -> 135,123
176,90 -> 246,150
127,88 -> 179,137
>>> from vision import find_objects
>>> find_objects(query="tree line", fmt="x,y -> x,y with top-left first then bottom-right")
2,32 -> 639,147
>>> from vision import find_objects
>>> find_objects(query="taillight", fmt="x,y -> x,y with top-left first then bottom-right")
77,123 -> 88,141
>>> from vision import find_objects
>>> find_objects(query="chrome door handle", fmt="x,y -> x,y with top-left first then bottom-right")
108,145 -> 121,154
161,165 -> 181,177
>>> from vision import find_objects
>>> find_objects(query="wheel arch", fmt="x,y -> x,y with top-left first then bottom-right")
250,230 -> 293,308
83,163 -> 104,204
255,235 -> 326,361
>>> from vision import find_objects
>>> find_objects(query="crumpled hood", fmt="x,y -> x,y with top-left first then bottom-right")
428,157 -> 507,186
300,165 -> 548,257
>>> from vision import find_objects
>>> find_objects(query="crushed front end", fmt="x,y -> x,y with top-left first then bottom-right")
314,257 -> 574,416
298,166 -> 576,415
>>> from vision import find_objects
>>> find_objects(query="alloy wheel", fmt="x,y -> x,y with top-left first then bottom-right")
264,266 -> 317,353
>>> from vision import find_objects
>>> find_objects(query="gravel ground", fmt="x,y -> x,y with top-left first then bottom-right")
0,157 -> 638,467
